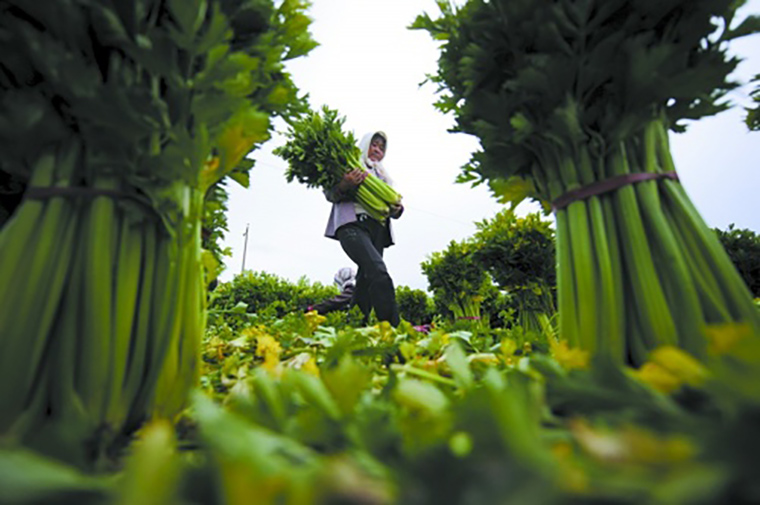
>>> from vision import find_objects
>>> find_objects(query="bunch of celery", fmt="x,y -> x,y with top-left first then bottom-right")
413,0 -> 760,365
473,210 -> 557,338
0,0 -> 314,465
422,239 -> 489,321
275,105 -> 402,221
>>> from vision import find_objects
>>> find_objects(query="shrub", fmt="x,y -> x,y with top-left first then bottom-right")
422,239 -> 490,321
210,271 -> 338,318
715,224 -> 760,298
396,285 -> 435,325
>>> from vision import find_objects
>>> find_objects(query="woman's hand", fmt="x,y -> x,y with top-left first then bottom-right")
389,203 -> 404,219
337,169 -> 367,193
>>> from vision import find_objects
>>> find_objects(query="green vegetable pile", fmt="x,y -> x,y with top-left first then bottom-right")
274,105 -> 402,221
715,224 -> 760,298
0,0 -> 315,466
4,306 -> 760,504
422,239 -> 489,321
2,0 -> 760,503
412,0 -> 760,365
473,210 -> 557,336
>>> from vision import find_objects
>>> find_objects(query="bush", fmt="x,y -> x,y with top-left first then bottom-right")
472,210 -> 556,314
396,285 -> 435,325
421,239 -> 489,320
480,282 -> 516,329
210,271 -> 338,318
715,224 -> 760,298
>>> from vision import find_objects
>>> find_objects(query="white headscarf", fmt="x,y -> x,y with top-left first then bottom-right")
358,131 -> 392,184
334,267 -> 356,291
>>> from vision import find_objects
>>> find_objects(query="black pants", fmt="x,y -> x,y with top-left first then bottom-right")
336,217 -> 399,326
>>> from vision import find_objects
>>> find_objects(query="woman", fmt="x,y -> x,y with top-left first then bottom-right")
323,131 -> 403,326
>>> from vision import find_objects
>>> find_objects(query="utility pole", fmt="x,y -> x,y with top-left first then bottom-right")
241,223 -> 249,274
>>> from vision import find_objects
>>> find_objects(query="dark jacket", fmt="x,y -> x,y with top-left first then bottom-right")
308,285 -> 355,314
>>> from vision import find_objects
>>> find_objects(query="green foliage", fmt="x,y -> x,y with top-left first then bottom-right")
715,224 -> 760,297
421,239 -> 490,320
0,0 -> 318,467
0,0 -> 317,230
202,180 -> 232,273
747,74 -> 760,131
10,311 -> 760,504
210,270 -> 339,319
479,281 -> 517,329
412,0 -> 760,365
411,0 -> 759,204
274,105 -> 362,190
473,210 -> 556,291
273,104 -> 401,220
420,210 -> 556,332
0,448 -> 111,504
396,285 -> 435,325
473,210 -> 557,330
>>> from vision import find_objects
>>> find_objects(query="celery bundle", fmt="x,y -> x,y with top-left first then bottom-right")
0,0 -> 314,465
275,105 -> 402,220
422,239 -> 489,321
473,210 -> 557,337
413,0 -> 760,364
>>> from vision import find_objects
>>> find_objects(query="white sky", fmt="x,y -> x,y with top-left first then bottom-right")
219,0 -> 760,292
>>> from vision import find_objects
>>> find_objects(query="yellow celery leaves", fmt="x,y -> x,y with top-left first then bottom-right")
633,362 -> 682,394
571,420 -> 695,466
439,332 -> 451,347
248,328 -> 281,374
705,322 -> 754,355
283,352 -> 320,377
304,310 -> 327,334
218,464 -> 290,505
488,175 -> 537,209
218,107 -> 270,168
202,107 -> 271,189
467,353 -> 500,366
255,334 -> 281,358
377,321 -> 395,343
550,441 -> 589,493
550,339 -> 590,371
204,335 -> 228,363
500,338 -> 518,366
703,322 -> 760,401
300,357 -> 320,377
631,346 -> 709,394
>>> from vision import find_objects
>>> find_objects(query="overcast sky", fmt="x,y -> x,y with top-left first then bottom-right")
218,0 -> 760,292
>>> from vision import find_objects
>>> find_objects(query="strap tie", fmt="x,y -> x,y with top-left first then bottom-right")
551,171 -> 679,212
24,186 -> 156,216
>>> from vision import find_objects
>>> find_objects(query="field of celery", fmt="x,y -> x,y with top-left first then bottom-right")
2,0 -> 760,504
3,295 -> 760,504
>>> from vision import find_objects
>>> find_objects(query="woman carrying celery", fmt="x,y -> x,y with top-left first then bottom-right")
323,131 -> 403,326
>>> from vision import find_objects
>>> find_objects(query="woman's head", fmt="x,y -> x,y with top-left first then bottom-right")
359,131 -> 388,164
358,131 -> 391,182
367,133 -> 386,162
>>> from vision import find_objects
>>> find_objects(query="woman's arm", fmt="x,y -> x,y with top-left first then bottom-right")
389,203 -> 404,219
324,169 -> 367,203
